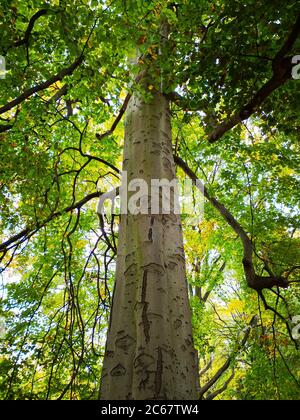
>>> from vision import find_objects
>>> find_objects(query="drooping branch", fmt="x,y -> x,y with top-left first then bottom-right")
62,145 -> 120,175
174,155 -> 289,291
208,12 -> 300,143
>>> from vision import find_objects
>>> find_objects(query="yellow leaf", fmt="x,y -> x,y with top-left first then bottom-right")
228,299 -> 245,313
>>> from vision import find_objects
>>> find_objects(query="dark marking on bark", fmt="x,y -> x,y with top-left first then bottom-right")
154,347 -> 163,399
115,334 -> 136,352
134,353 -> 155,369
142,263 -> 165,275
167,261 -> 177,270
141,270 -> 150,343
174,319 -> 182,330
151,150 -> 161,156
124,263 -> 138,277
148,312 -> 163,320
110,364 -> 126,377
139,370 -> 151,390
185,337 -> 192,346
160,130 -> 170,139
157,287 -> 167,294
148,228 -> 153,242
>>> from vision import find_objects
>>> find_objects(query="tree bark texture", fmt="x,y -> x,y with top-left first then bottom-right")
100,92 -> 199,400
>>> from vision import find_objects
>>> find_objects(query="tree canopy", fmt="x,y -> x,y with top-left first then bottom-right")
0,0 -> 299,400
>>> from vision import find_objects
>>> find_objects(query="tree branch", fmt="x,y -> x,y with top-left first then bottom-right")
205,369 -> 235,400
0,56 -> 83,116
199,354 -> 214,378
206,12 -> 300,143
199,323 -> 253,399
0,124 -> 14,133
46,84 -> 68,104
174,155 -> 289,291
96,93 -> 131,141
95,71 -> 150,141
0,191 -> 101,253
14,9 -> 48,48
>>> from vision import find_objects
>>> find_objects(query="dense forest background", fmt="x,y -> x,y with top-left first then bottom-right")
0,0 -> 299,400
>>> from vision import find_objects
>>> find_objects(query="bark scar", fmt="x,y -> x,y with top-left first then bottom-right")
154,347 -> 163,398
148,216 -> 155,242
141,270 -> 150,343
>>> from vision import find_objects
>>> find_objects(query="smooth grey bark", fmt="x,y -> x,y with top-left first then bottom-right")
100,92 -> 199,400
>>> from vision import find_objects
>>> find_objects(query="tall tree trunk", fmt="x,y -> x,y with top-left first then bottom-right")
100,91 -> 199,400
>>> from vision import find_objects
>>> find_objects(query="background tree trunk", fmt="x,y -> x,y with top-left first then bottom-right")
100,92 -> 199,400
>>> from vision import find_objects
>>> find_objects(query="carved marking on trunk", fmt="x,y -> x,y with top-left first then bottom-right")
124,263 -> 137,277
134,353 -> 155,369
185,337 -> 192,347
174,319 -> 182,330
142,263 -> 165,276
139,370 -> 151,390
115,334 -> 136,352
110,364 -> 126,377
141,269 -> 150,343
148,312 -> 163,320
154,347 -> 163,399
167,261 -> 177,270
160,130 -> 170,138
